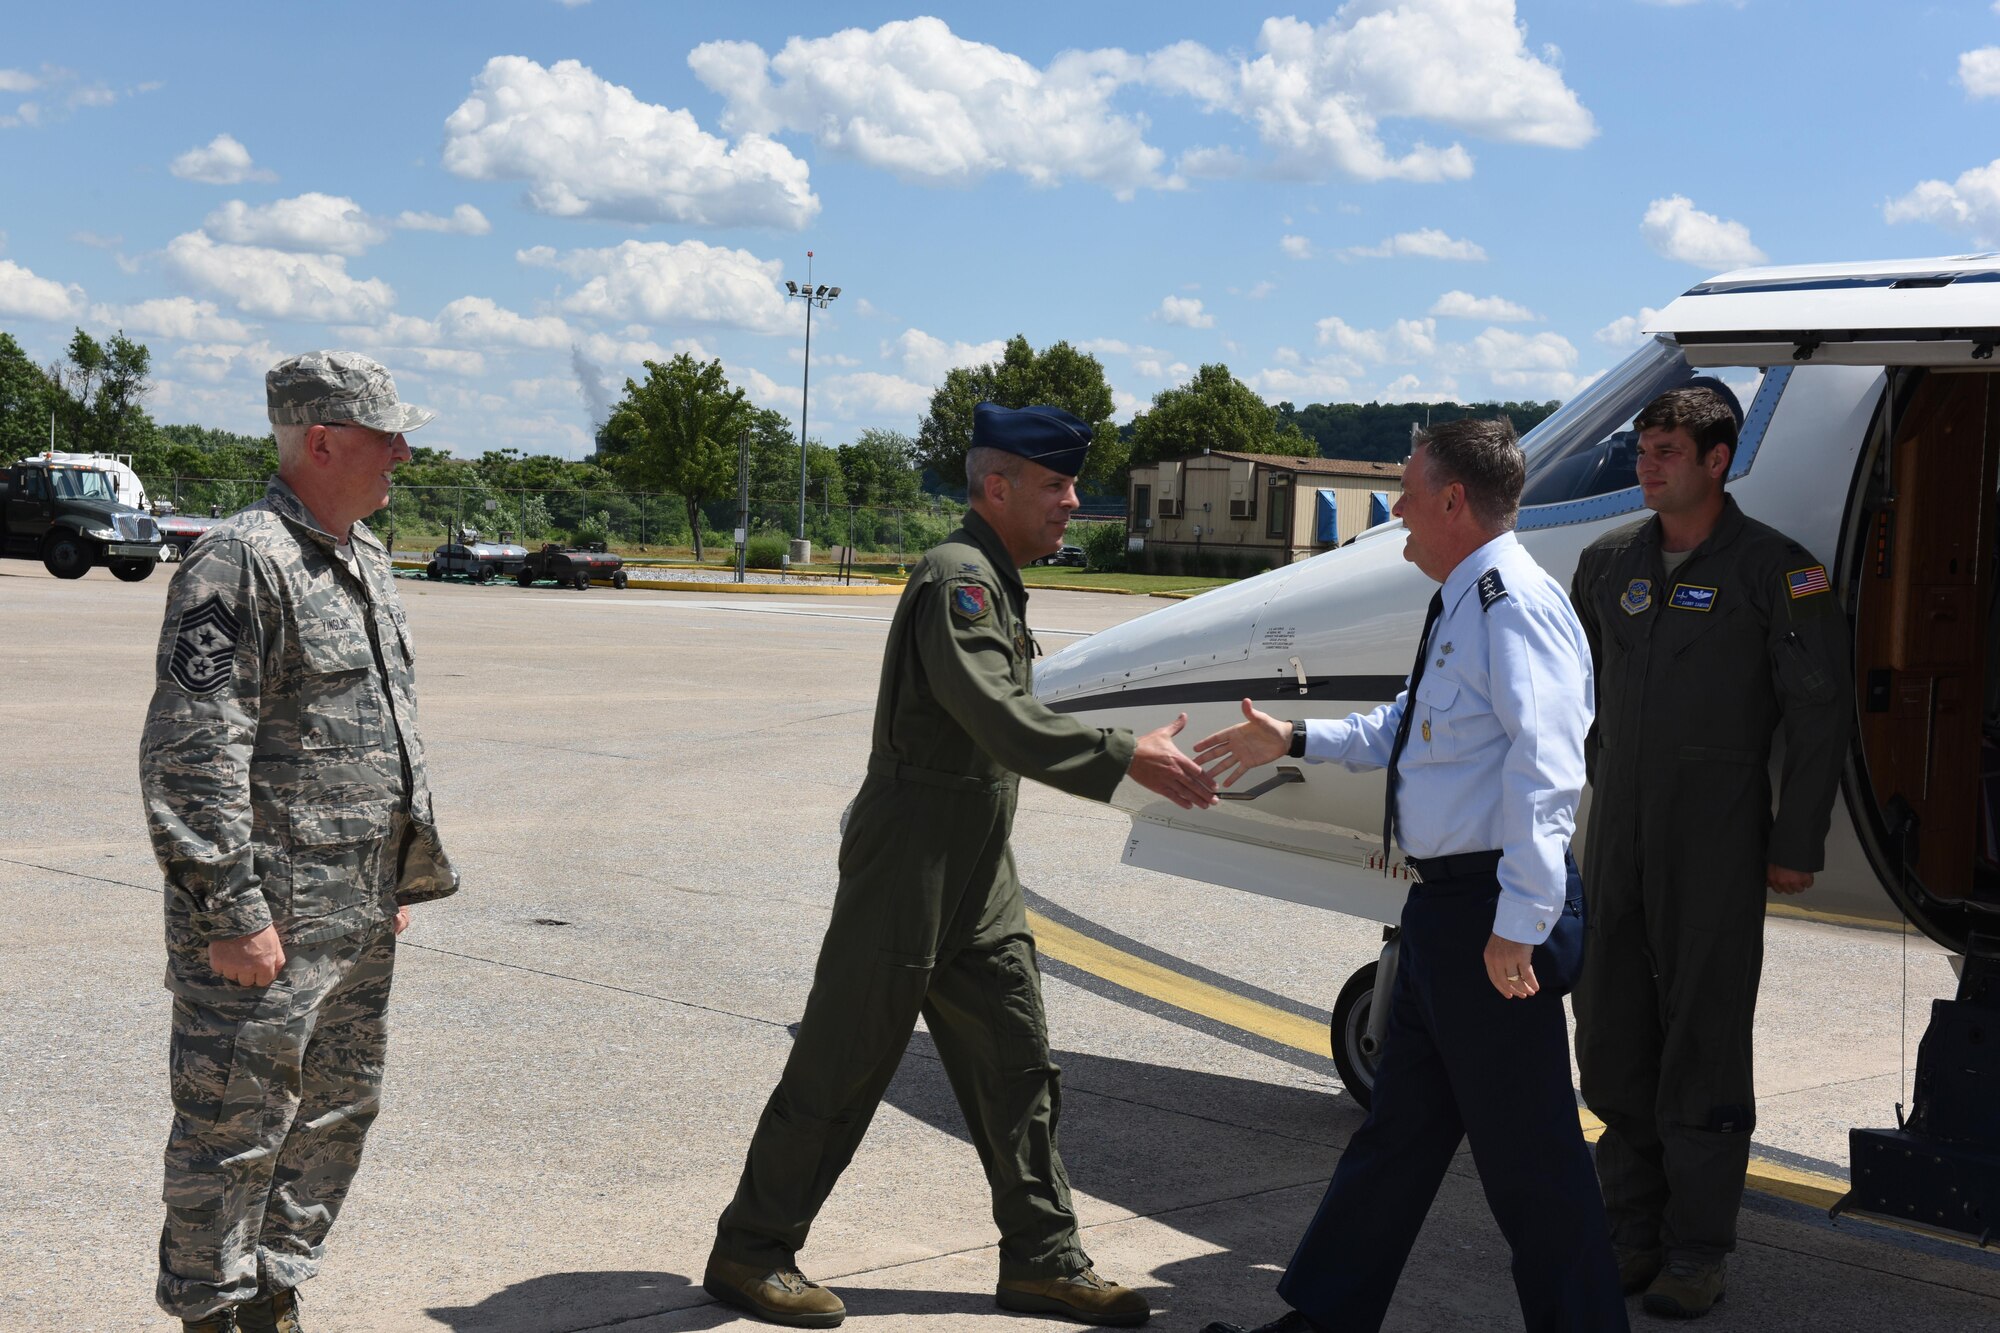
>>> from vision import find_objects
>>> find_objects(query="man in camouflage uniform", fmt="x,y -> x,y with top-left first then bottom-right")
705,403 -> 1217,1328
143,351 -> 457,1333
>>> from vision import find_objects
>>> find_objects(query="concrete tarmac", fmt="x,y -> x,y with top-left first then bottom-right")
2,560 -> 1995,1332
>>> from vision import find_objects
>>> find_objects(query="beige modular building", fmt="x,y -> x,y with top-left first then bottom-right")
1127,449 -> 1405,567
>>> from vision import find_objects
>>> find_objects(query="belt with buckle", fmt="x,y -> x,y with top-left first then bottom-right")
1404,849 -> 1503,883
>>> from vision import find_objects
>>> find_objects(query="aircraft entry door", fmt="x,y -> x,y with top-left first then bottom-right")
1852,370 -> 2000,902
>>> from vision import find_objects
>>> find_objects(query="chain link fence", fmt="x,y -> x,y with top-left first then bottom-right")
146,476 -> 1125,568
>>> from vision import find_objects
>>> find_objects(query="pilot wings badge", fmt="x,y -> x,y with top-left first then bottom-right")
1619,578 -> 1653,616
169,593 -> 242,695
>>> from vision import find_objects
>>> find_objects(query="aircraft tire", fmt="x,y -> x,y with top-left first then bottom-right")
1330,962 -> 1380,1111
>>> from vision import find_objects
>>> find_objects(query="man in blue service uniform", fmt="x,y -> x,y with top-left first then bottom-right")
704,403 -> 1218,1328
1570,387 -> 1851,1318
1191,418 -> 1627,1333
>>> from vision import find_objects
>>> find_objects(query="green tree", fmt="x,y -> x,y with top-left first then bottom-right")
0,332 -> 59,460
1128,363 -> 1314,470
599,353 -> 754,561
839,428 -> 924,507
915,335 -> 1123,491
90,332 -> 154,452
743,407 -> 844,517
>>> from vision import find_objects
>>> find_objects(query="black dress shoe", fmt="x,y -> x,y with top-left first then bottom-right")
1200,1311 -> 1315,1333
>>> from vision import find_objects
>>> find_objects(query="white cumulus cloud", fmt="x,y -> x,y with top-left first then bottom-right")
1885,157 -> 2000,241
1151,2 -> 1593,184
170,133 -> 275,184
394,204 -> 492,236
1156,295 -> 1214,329
164,232 -> 394,322
691,17 -> 1171,197
442,56 -> 818,229
203,193 -> 387,256
816,371 -> 935,419
1344,228 -> 1487,260
1280,234 -> 1314,260
1962,47 -> 2000,98
520,238 -> 792,333
1429,290 -> 1536,322
1594,307 -> 1661,347
0,258 -> 84,321
95,297 -> 253,342
889,329 -> 1007,384
1640,195 -> 1766,269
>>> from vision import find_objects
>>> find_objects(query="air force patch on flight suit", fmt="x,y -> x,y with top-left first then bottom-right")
1620,578 -> 1652,615
1669,583 -> 1718,611
169,593 -> 241,695
951,584 -> 989,620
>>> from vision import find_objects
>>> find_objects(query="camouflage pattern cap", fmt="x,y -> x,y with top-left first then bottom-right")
266,350 -> 436,432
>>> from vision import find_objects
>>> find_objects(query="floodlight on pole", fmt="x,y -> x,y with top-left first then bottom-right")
785,249 -> 842,543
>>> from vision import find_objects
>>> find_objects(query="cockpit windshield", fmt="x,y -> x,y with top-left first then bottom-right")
47,468 -> 117,501
1519,337 -> 1756,508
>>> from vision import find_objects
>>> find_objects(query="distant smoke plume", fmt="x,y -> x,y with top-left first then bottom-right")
570,343 -> 613,428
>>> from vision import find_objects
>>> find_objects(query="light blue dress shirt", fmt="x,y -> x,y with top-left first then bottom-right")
1303,530 -> 1595,944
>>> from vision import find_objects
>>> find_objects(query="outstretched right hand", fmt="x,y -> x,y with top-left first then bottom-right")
210,925 -> 286,988
1192,698 -> 1292,788
1129,713 -> 1220,810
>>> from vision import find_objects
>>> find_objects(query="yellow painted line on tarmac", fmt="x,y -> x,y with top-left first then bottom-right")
1766,901 -> 1908,934
1032,908 -> 1856,1215
1027,910 -> 1330,1057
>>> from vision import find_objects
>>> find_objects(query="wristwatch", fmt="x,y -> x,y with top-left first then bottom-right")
1289,719 -> 1308,759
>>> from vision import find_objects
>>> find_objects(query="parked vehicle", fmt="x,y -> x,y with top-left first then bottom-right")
426,529 -> 528,583
516,541 -> 627,590
0,454 -> 168,580
1031,543 -> 1088,568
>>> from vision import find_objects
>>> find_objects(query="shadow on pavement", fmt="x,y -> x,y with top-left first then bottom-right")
425,1270 -> 729,1332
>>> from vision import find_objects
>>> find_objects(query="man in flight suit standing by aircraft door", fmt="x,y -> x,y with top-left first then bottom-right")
1571,385 -> 1851,1318
704,402 -> 1217,1329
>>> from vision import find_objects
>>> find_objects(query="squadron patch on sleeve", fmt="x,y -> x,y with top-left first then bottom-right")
169,593 -> 241,695
951,584 -> 990,621
1476,567 -> 1508,610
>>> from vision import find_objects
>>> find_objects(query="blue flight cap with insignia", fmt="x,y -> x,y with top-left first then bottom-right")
972,402 -> 1092,478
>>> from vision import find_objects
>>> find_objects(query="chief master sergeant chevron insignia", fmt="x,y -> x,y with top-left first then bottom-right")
169,593 -> 241,695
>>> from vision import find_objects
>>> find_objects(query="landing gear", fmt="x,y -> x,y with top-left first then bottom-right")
1329,928 -> 1401,1112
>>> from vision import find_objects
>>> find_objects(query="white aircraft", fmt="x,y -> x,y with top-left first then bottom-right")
1035,253 -> 2000,1242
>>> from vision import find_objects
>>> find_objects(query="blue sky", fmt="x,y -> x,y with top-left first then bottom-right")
2,1 -> 1997,458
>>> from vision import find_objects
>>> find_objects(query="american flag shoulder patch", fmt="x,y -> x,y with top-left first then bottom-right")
1787,565 -> 1829,599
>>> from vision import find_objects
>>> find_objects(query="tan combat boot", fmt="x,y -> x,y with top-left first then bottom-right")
1642,1254 -> 1726,1319
996,1266 -> 1150,1326
1613,1243 -> 1664,1296
702,1254 -> 846,1328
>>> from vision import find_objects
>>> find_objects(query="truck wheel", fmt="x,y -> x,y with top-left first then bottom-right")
1330,962 -> 1381,1112
573,571 -> 590,590
471,566 -> 491,584
612,570 -> 629,590
426,560 -> 442,580
516,569 -> 535,587
109,559 -> 155,582
42,534 -> 92,579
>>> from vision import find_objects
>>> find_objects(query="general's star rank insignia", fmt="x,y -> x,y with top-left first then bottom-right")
169,593 -> 241,695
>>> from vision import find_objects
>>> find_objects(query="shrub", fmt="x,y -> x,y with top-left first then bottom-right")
1077,520 -> 1128,572
745,531 -> 790,569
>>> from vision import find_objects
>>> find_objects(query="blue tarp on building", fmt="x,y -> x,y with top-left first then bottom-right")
1369,491 -> 1391,526
1315,489 -> 1339,544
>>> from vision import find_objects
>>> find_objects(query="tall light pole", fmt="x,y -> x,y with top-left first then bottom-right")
785,253 -> 841,548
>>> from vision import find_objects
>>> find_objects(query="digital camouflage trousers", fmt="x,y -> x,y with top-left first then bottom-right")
158,921 -> 396,1321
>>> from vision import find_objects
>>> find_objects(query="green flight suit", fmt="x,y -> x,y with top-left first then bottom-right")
715,509 -> 1137,1281
1570,496 -> 1851,1260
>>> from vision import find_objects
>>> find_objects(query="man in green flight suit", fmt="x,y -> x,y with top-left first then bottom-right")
705,402 -> 1218,1328
1570,385 -> 1852,1318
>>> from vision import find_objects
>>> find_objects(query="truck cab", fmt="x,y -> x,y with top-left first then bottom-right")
0,456 -> 169,580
